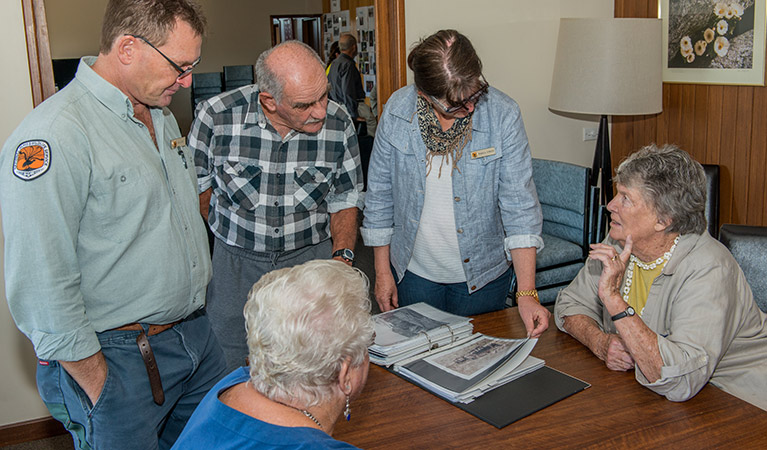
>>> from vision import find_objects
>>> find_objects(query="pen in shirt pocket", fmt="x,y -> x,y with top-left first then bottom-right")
170,137 -> 188,168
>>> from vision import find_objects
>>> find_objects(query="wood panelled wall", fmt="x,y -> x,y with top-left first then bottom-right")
614,0 -> 767,227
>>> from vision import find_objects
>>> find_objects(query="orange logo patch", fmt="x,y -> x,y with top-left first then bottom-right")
13,140 -> 51,181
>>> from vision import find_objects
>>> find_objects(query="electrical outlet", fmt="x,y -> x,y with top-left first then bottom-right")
583,128 -> 599,141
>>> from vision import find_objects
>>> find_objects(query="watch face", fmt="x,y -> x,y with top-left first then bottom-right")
626,306 -> 636,316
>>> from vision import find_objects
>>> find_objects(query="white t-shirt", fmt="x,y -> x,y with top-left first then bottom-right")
407,155 -> 467,283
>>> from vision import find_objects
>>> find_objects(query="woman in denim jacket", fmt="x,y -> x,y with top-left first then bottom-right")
361,30 -> 550,337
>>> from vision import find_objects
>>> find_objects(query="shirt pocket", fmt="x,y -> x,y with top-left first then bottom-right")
219,161 -> 262,211
293,165 -> 333,212
90,166 -> 159,243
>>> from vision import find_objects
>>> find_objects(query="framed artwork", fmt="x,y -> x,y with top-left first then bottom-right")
661,0 -> 766,85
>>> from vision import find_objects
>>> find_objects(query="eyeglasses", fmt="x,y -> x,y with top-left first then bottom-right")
127,34 -> 201,79
429,77 -> 489,114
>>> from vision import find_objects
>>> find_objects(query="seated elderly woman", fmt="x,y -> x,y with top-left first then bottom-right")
172,260 -> 374,449
555,144 -> 767,410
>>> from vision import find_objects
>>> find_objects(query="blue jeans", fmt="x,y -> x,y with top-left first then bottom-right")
395,266 -> 513,316
36,311 -> 227,450
206,238 -> 333,372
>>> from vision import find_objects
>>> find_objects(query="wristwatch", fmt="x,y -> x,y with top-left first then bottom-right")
611,306 -> 636,322
332,248 -> 355,263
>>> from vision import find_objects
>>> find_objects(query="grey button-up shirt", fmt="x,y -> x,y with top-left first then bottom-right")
0,57 -> 211,361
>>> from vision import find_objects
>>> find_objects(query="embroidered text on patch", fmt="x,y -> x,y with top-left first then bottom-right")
13,140 -> 51,181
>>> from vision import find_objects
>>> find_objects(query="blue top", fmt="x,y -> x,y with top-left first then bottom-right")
0,57 -> 211,361
172,367 -> 361,449
361,85 -> 543,293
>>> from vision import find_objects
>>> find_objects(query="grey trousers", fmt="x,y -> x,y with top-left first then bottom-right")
206,238 -> 332,372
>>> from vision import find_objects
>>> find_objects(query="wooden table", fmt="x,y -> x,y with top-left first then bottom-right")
334,308 -> 767,449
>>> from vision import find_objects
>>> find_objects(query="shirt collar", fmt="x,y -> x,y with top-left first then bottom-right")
75,56 -> 137,120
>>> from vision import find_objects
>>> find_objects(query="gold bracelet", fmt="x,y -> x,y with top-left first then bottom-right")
515,289 -> 539,303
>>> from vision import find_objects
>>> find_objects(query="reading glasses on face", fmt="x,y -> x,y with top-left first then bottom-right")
127,34 -> 201,79
430,77 -> 489,114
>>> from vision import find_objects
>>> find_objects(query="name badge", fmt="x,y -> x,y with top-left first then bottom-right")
170,137 -> 187,148
470,147 -> 495,159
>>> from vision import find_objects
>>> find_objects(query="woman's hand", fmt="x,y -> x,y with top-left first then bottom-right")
517,297 -> 551,338
374,270 -> 399,312
589,236 -> 633,306
599,333 -> 635,371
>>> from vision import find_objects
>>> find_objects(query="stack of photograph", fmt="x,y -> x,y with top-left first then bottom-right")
368,303 -> 545,404
368,303 -> 474,366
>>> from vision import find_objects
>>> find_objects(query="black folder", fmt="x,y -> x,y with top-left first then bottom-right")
393,365 -> 589,429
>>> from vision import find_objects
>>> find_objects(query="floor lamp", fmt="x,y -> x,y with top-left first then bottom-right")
549,18 -> 662,240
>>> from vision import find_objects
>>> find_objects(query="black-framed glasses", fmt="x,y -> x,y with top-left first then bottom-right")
127,34 -> 200,78
429,76 -> 489,114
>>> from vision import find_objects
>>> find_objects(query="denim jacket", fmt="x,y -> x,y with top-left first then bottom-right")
361,85 -> 543,293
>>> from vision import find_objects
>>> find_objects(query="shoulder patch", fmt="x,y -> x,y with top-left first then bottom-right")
12,140 -> 51,181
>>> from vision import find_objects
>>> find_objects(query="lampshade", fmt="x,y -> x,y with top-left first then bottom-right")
549,18 -> 663,116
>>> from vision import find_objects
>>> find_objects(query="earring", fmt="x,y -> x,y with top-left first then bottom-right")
344,395 -> 351,421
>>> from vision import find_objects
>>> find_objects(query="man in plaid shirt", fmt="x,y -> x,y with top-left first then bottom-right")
189,41 -> 363,371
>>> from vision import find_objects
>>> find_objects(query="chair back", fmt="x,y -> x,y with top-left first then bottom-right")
702,164 -> 720,237
191,72 -> 223,110
532,159 -> 591,257
719,224 -> 767,312
223,65 -> 255,91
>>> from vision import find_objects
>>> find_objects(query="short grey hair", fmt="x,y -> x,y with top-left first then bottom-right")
255,40 -> 324,104
244,259 -> 374,407
614,144 -> 707,235
339,33 -> 357,52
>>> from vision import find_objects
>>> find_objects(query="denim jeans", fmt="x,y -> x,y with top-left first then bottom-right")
395,266 -> 513,316
36,311 -> 227,450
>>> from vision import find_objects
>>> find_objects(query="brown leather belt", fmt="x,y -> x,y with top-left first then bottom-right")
111,321 -> 181,336
110,320 -> 181,406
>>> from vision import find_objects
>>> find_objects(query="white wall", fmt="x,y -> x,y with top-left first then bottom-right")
0,1 -> 53,426
405,0 -> 614,167
45,0 -> 324,133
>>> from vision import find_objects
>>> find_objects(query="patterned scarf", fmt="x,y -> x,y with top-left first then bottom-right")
417,95 -> 473,177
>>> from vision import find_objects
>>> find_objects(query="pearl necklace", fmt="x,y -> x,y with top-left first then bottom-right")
275,400 -> 324,430
622,236 -> 680,304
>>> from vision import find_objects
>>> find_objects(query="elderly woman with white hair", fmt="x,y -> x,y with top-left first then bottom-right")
172,260 -> 374,449
555,144 -> 767,410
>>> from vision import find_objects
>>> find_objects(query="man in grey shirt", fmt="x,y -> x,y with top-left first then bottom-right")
0,1 -> 225,448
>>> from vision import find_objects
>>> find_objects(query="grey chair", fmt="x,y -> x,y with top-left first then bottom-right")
223,65 -> 255,91
510,159 -> 591,306
718,224 -> 767,312
191,72 -> 223,111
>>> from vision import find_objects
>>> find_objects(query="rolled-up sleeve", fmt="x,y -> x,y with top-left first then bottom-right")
554,256 -> 607,331
0,127 -> 100,361
635,264 -> 740,402
497,100 -> 543,257
189,103 -> 216,193
360,111 -> 395,246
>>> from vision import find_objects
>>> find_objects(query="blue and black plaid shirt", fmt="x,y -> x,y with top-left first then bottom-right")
189,85 -> 363,252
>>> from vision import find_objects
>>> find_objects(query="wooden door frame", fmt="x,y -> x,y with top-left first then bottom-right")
22,0 -> 55,107
373,0 -> 406,114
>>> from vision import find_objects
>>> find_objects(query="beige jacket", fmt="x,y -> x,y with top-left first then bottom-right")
555,232 -> 767,410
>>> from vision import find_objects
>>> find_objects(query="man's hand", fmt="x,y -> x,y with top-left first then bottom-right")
60,351 -> 109,405
517,297 -> 551,338
599,334 -> 635,371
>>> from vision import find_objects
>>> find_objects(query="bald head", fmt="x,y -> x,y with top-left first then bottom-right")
256,40 -> 324,103
339,33 -> 357,52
